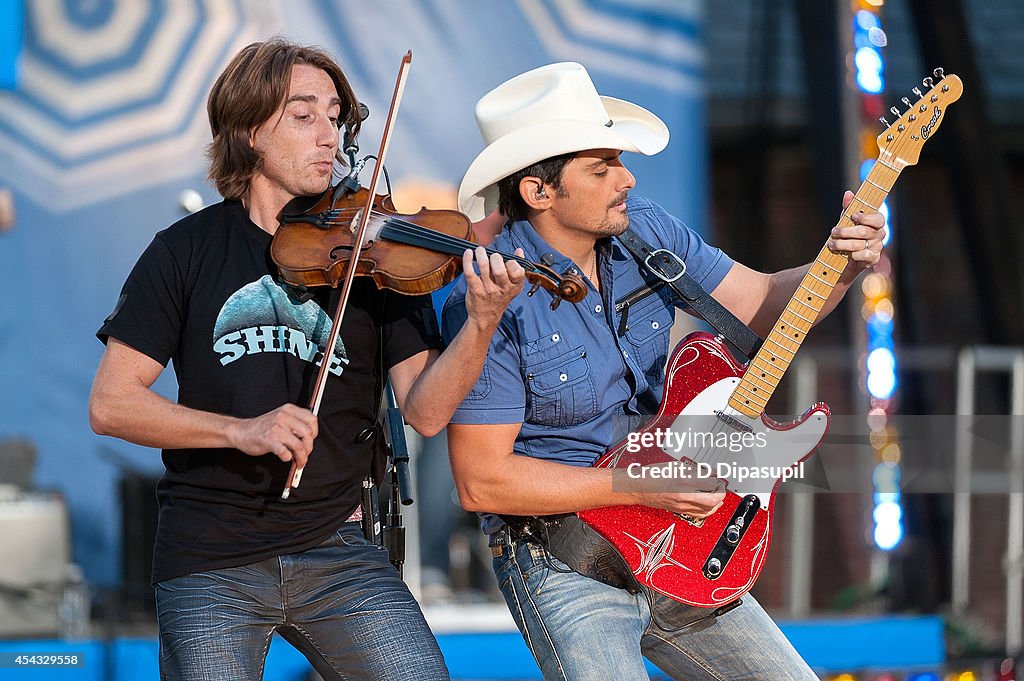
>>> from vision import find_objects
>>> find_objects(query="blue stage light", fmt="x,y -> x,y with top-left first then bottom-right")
873,517 -> 903,551
871,462 -> 900,491
856,10 -> 881,30
873,499 -> 903,525
879,202 -> 891,245
866,348 -> 897,400
860,159 -> 875,180
867,313 -> 893,341
855,47 -> 885,94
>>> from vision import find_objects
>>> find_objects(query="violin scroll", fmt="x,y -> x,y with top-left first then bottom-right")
523,266 -> 586,310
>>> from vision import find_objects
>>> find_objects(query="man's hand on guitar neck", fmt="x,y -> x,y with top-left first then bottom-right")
828,189 -> 888,273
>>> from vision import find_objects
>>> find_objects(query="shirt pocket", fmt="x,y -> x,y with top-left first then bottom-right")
467,361 -> 492,400
523,344 -> 598,428
623,296 -> 675,384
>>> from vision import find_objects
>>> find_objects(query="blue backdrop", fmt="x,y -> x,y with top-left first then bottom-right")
0,0 -> 707,587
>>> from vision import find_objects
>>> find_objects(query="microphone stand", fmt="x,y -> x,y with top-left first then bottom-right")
382,381 -> 413,576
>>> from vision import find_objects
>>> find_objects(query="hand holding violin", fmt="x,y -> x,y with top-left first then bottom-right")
462,245 -> 526,332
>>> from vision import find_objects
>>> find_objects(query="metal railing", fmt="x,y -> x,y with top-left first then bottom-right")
953,347 -> 1024,656
784,345 -> 1024,657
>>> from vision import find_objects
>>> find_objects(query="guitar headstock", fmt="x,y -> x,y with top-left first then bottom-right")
876,68 -> 963,168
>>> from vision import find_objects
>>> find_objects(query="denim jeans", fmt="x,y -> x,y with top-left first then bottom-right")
155,523 -> 449,680
493,533 -> 819,681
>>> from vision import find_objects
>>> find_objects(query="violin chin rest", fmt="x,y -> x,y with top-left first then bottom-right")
280,188 -> 332,218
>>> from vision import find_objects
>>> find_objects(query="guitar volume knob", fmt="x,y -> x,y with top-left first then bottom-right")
725,525 -> 741,544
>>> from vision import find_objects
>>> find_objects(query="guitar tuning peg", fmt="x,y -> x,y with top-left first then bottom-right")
912,87 -> 923,98
890,106 -> 900,117
879,116 -> 890,128
933,67 -> 945,79
923,76 -> 934,88
901,97 -> 911,107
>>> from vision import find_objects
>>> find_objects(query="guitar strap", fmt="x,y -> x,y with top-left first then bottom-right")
616,229 -> 763,362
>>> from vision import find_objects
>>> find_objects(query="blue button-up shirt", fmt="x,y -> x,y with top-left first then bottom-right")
443,196 -> 733,475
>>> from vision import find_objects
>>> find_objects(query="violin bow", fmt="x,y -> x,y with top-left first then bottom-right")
282,50 -> 413,499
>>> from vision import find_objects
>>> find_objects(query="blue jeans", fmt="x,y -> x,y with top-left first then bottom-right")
155,523 -> 449,680
493,532 -> 819,681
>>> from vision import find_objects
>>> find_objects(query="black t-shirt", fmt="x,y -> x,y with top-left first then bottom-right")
97,200 -> 441,583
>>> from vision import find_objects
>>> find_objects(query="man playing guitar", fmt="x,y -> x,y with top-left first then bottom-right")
442,62 -> 886,680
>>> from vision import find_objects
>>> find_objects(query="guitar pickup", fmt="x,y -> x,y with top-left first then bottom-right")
702,495 -> 761,580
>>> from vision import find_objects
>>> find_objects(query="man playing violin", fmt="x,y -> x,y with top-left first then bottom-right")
442,62 -> 887,680
89,38 -> 524,681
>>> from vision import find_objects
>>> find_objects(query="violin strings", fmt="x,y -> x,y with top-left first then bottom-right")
318,210 -> 544,274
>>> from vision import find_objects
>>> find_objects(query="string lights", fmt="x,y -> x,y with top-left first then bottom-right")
851,0 -> 903,551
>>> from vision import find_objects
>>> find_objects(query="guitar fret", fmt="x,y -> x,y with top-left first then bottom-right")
758,349 -> 786,368
727,397 -> 762,417
851,196 -> 879,211
808,271 -> 831,286
799,285 -> 827,301
751,361 -> 784,381
865,177 -> 889,192
794,298 -> 820,316
733,384 -> 767,409
877,159 -> 899,172
818,258 -> 844,275
769,337 -> 799,355
778,315 -> 810,334
765,337 -> 796,359
786,307 -> 814,324
743,371 -> 776,392
734,382 -> 761,399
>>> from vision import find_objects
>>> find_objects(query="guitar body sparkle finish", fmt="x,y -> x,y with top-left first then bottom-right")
578,332 -> 829,607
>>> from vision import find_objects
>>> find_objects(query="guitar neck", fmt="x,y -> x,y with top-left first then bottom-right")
726,159 -> 901,418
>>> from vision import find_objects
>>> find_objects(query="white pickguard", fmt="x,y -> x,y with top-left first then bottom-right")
663,377 -> 827,508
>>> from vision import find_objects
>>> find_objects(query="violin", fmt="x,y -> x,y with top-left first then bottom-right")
271,185 -> 586,304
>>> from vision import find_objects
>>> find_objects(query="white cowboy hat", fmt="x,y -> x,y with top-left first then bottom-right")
458,62 -> 669,222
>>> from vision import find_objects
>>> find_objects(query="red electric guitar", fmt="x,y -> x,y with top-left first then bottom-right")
578,69 -> 962,607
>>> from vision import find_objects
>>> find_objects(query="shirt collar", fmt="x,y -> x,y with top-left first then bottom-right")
503,219 -> 614,278
504,218 -> 578,277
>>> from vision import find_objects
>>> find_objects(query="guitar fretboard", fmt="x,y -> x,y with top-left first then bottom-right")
727,158 -> 902,418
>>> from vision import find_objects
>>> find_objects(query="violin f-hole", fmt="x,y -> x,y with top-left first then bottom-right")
329,244 -> 357,260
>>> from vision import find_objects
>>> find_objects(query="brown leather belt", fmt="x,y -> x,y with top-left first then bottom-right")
497,513 -> 641,593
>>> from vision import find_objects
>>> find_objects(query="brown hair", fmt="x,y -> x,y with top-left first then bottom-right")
206,38 -> 360,200
496,153 -> 575,222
